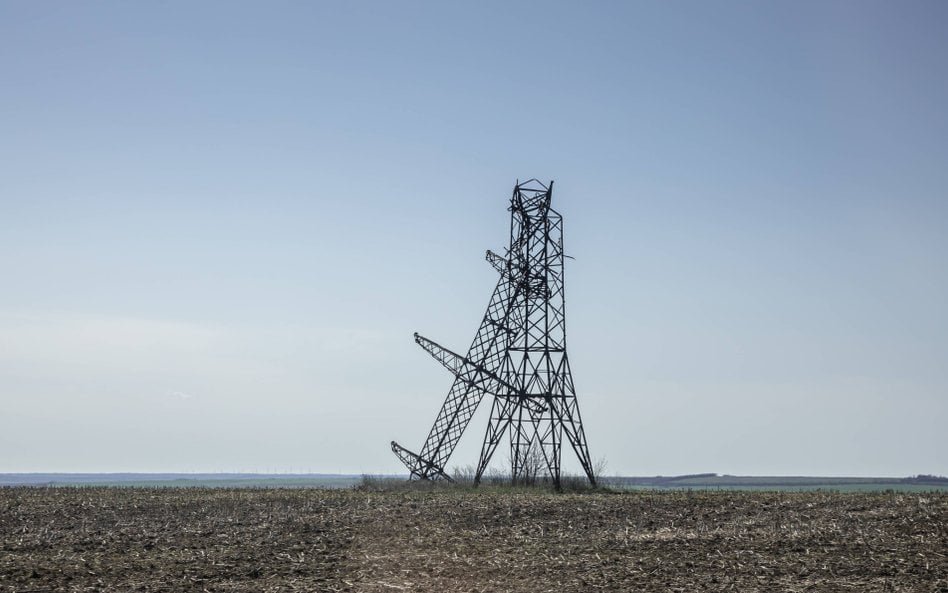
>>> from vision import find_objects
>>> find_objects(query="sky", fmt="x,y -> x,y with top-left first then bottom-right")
1,2 -> 946,477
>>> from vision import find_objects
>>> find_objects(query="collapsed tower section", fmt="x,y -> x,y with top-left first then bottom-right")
392,179 -> 595,487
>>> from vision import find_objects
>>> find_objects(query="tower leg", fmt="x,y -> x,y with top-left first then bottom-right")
474,397 -> 516,485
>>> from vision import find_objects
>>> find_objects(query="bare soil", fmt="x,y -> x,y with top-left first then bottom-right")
1,487 -> 945,592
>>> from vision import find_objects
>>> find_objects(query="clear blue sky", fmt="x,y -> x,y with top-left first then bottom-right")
2,2 -> 946,476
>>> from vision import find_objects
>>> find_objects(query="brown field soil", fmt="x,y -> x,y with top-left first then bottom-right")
1,487 -> 946,592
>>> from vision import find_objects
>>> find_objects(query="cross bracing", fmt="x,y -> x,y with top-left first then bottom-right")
391,180 -> 595,488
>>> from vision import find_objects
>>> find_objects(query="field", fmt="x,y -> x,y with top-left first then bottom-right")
1,486 -> 946,592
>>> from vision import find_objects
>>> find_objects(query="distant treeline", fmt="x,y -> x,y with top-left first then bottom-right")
603,473 -> 948,489
903,474 -> 948,484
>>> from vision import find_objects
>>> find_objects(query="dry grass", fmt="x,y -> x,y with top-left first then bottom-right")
1,486 -> 945,592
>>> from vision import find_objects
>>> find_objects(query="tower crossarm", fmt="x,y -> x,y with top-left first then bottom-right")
413,333 -> 468,376
485,250 -> 508,275
390,441 -> 454,481
413,333 -> 545,414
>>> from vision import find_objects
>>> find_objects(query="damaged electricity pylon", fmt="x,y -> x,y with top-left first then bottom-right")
391,179 -> 596,488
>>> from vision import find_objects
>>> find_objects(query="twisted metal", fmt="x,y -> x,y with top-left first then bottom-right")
392,180 -> 595,488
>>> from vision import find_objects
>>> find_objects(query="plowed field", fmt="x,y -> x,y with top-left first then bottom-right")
1,487 -> 945,592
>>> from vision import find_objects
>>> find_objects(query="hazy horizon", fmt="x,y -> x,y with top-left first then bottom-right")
2,2 -> 946,476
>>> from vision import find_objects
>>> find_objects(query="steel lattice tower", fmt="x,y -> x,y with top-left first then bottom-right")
392,179 -> 595,488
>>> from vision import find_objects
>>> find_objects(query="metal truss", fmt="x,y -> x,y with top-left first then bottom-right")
391,180 -> 596,488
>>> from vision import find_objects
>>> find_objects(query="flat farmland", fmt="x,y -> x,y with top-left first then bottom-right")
1,487 -> 945,592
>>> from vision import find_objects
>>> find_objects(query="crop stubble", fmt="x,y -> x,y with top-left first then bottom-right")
0,487 -> 945,592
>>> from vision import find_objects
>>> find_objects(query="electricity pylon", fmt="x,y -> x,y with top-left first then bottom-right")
392,179 -> 595,488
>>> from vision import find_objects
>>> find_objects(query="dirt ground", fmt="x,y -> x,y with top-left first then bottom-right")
1,486 -> 945,592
